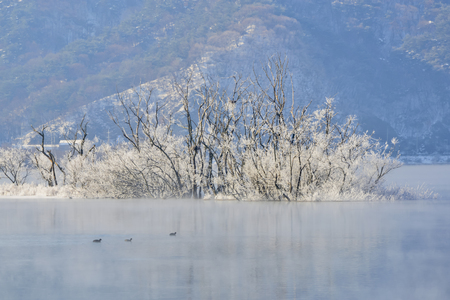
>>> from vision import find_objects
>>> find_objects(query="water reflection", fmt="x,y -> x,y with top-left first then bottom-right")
0,199 -> 449,299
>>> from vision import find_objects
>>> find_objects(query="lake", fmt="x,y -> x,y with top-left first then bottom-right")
0,165 -> 449,299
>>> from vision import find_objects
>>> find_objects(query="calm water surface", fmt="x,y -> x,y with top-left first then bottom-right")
0,165 -> 449,300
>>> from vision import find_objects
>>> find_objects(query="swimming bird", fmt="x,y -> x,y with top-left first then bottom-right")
169,232 -> 176,236
124,238 -> 132,242
93,239 -> 102,242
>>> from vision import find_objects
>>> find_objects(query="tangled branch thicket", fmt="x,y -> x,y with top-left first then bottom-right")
1,56 -> 411,200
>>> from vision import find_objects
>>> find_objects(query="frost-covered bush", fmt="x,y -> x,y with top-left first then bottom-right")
231,99 -> 402,201
75,138 -> 189,199
62,138 -> 96,189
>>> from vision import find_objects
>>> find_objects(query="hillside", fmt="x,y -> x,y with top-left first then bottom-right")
2,0 -> 450,156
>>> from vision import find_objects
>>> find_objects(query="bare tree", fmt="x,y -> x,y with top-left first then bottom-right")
65,114 -> 96,159
31,125 -> 65,186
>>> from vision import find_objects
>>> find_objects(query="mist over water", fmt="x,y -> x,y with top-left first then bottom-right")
0,165 -> 449,299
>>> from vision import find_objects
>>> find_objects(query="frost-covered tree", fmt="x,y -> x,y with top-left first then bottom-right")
100,85 -> 189,199
0,147 -> 31,186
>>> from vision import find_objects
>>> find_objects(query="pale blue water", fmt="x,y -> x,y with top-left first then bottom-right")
0,199 -> 449,300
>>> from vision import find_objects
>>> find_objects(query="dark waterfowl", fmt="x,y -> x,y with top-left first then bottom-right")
169,232 -> 176,236
124,238 -> 132,242
93,239 -> 102,242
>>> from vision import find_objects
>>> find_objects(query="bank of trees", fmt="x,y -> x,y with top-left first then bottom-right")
0,56 -> 405,200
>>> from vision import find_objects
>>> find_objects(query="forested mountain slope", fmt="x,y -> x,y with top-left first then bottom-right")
2,0 -> 450,155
